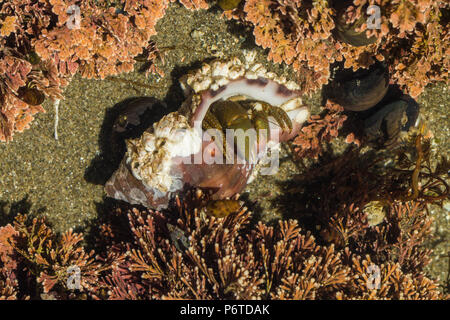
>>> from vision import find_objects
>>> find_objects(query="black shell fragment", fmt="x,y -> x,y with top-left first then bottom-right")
326,62 -> 389,112
364,96 -> 419,148
17,86 -> 45,106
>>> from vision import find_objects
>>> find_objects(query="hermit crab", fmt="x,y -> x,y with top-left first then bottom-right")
105,53 -> 309,210
202,97 -> 293,162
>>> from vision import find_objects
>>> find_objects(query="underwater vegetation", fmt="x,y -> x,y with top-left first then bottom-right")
0,0 -> 449,300
292,99 -> 348,159
0,185 -> 447,299
0,0 -> 207,142
226,0 -> 449,97
1,106 -> 448,299
1,0 -> 448,141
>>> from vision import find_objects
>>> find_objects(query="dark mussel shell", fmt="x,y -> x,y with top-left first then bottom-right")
363,91 -> 420,148
325,61 -> 389,111
332,0 -> 378,47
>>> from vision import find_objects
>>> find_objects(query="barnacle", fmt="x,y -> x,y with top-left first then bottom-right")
364,200 -> 387,227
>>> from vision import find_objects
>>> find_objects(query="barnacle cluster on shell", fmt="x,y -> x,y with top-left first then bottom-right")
126,112 -> 202,195
178,52 -> 303,122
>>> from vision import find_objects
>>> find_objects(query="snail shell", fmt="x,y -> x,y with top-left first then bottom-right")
364,95 -> 419,148
326,62 -> 389,111
105,54 -> 309,210
17,86 -> 45,106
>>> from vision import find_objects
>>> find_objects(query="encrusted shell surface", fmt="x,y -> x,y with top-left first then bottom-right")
179,52 -> 302,123
364,96 -> 420,148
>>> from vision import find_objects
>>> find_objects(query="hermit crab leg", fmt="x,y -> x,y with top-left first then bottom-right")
202,110 -> 230,162
252,110 -> 270,144
261,103 -> 293,133
241,99 -> 293,133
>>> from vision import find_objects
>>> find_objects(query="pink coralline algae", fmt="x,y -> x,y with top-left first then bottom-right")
0,196 -> 445,299
224,0 -> 449,98
0,0 -> 210,142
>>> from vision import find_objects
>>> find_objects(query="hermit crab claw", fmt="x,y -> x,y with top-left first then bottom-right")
105,54 -> 310,210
